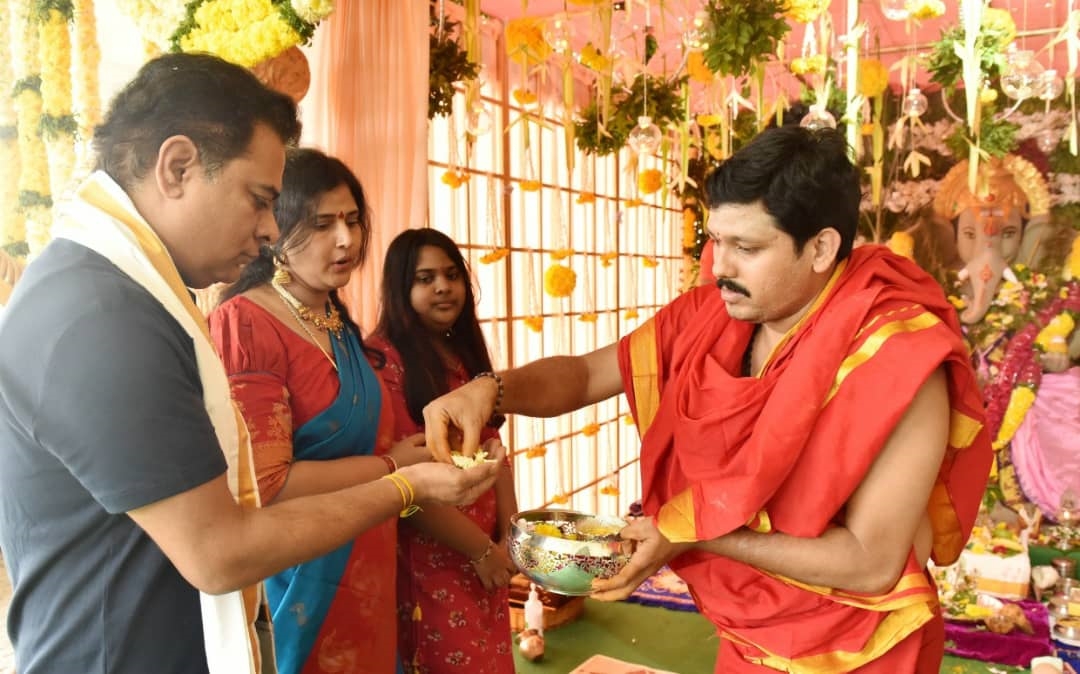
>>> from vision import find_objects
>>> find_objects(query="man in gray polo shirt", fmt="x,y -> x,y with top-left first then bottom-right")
0,53 -> 502,674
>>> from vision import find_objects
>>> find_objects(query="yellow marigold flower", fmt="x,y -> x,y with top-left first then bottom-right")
600,484 -> 620,496
785,0 -> 830,24
948,295 -> 967,310
982,8 -> 1017,44
580,423 -> 600,437
682,209 -> 698,248
534,523 -> 564,538
506,17 -> 551,64
1035,313 -> 1075,352
550,493 -> 570,505
858,59 -> 889,98
790,57 -> 810,76
512,88 -> 538,106
641,257 -> 659,268
637,169 -> 663,195
441,171 -> 465,188
576,193 -> 597,204
696,113 -> 722,128
623,414 -> 635,425
805,54 -> 827,73
543,264 -> 577,298
624,308 -> 639,319
519,179 -> 542,192
624,197 -> 643,208
980,87 -> 998,104
600,251 -> 619,267
525,445 -> 547,458
887,231 -> 915,259
860,122 -> 876,136
905,0 -> 944,20
550,247 -> 574,261
993,385 -> 1036,450
523,315 -> 544,332
578,42 -> 611,72
1064,237 -> 1080,280
687,51 -> 714,84
578,312 -> 598,323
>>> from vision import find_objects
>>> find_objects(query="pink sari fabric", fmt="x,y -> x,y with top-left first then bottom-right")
1012,367 -> 1080,520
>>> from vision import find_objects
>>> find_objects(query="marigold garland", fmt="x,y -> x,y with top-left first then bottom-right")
623,308 -> 639,320
0,0 -> 25,247
479,247 -> 509,265
578,312 -> 598,323
599,484 -> 620,496
580,422 -> 600,437
524,445 -> 547,459
543,263 -> 576,298
550,492 -> 570,505
71,0 -> 100,149
600,251 -> 618,268
523,315 -> 544,332
37,3 -> 76,200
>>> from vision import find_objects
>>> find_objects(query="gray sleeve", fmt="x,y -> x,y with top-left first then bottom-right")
31,302 -> 227,514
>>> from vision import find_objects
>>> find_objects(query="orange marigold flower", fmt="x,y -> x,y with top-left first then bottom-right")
525,445 -> 547,459
523,315 -> 544,332
637,168 -> 664,195
519,179 -> 542,192
580,422 -> 600,437
550,493 -> 570,505
624,197 -> 643,208
479,248 -> 510,264
600,484 -> 620,496
600,251 -> 619,267
641,256 -> 659,268
512,88 -> 538,106
623,414 -> 635,425
549,247 -> 574,261
624,308 -> 639,319
576,193 -> 597,204
578,312 -> 598,323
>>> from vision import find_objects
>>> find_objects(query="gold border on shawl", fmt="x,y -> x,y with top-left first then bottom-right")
949,409 -> 982,449
657,488 -> 698,542
760,568 -> 935,611
758,259 -> 848,377
824,311 -> 941,405
78,178 -> 264,663
628,318 -> 661,437
742,601 -> 934,673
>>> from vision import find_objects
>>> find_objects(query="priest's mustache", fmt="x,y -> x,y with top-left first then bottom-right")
716,278 -> 750,298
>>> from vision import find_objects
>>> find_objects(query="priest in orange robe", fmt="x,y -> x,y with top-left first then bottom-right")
423,126 -> 992,673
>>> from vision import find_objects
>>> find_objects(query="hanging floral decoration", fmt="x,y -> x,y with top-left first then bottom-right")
550,492 -> 570,505
926,8 -> 1015,92
784,0 -> 829,24
578,311 -> 598,323
429,12 -> 479,119
524,444 -> 547,459
641,256 -> 659,268
623,308 -> 639,320
0,0 -> 25,250
600,251 -> 619,268
543,263 -> 576,298
700,0 -> 789,78
523,315 -> 544,332
600,483 -> 620,496
906,0 -> 945,22
575,74 -> 684,156
580,422 -> 600,437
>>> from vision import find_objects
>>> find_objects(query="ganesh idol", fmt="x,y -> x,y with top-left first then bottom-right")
931,153 -> 1080,524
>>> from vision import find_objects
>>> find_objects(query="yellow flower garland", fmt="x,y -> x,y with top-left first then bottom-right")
38,7 -> 76,199
858,59 -> 889,99
0,0 -> 25,246
992,385 -> 1036,450
72,0 -> 101,144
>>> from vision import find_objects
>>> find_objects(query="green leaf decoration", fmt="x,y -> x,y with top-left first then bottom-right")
428,14 -> 479,119
700,0 -> 788,79
575,74 -> 685,156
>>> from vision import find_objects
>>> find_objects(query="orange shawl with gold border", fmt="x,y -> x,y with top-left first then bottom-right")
617,245 -> 991,672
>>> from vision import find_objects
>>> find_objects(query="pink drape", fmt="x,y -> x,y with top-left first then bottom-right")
300,0 -> 429,332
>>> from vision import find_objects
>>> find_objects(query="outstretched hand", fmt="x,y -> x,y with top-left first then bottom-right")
400,440 -> 507,507
422,377 -> 499,463
590,516 -> 691,602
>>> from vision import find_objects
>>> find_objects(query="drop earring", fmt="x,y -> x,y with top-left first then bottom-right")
272,256 -> 292,285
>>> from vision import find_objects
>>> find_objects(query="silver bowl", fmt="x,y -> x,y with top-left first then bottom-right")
508,509 -> 632,596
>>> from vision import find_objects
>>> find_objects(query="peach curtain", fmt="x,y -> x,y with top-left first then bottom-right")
300,0 -> 429,332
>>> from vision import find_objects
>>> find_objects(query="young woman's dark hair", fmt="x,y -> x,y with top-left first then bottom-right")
374,228 -> 498,427
219,147 -> 381,364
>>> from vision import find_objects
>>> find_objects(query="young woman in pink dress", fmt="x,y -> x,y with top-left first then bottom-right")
368,229 -> 517,674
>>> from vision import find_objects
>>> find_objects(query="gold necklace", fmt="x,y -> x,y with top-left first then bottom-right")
271,282 -> 339,372
270,280 -> 344,336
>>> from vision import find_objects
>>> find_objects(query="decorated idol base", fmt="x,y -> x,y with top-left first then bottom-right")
509,509 -> 631,596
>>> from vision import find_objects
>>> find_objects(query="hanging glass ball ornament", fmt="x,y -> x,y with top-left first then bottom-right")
466,103 -> 492,136
681,10 -> 709,51
799,105 -> 836,130
1037,69 -> 1064,102
627,115 -> 662,154
1001,49 -> 1044,101
544,12 -> 574,55
901,87 -> 929,118
879,0 -> 910,21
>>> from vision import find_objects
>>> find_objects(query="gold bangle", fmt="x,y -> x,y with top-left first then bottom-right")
383,473 -> 421,518
379,454 -> 398,474
471,540 -> 496,566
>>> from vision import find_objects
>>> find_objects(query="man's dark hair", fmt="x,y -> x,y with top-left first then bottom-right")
704,125 -> 861,261
94,52 -> 302,191
374,228 -> 498,427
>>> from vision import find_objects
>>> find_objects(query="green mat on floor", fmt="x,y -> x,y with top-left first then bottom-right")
511,600 -> 1026,673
